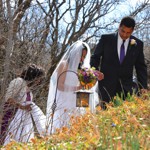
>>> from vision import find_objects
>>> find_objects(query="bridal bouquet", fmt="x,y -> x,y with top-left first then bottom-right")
78,67 -> 98,89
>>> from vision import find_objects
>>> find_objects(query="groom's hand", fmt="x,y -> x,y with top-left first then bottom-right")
95,70 -> 104,81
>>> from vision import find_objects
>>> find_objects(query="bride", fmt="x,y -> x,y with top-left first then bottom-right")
46,41 -> 103,134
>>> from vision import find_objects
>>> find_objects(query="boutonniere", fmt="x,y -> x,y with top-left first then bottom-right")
130,39 -> 137,46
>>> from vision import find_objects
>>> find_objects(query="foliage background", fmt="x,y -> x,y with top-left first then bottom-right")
0,0 -> 150,138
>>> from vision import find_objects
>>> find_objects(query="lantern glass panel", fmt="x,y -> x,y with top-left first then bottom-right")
76,91 -> 92,107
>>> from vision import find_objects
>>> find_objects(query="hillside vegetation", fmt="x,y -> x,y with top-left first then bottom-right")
2,91 -> 150,150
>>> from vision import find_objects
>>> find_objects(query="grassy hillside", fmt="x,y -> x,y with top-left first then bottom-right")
2,91 -> 150,150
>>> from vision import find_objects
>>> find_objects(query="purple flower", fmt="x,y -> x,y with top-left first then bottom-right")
111,123 -> 116,127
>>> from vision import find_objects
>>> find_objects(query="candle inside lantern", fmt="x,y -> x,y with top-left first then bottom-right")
75,90 -> 93,107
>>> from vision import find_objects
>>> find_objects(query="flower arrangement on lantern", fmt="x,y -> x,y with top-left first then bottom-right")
78,67 -> 98,89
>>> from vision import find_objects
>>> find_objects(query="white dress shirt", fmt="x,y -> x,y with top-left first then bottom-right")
117,33 -> 130,59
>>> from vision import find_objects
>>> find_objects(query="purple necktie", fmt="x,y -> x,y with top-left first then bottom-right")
120,40 -> 125,64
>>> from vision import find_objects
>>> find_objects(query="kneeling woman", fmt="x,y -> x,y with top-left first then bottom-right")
1,64 -> 46,146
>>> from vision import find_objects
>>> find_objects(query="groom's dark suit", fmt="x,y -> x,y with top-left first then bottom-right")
90,33 -> 147,103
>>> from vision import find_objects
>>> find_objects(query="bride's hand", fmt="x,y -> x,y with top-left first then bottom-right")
77,85 -> 83,90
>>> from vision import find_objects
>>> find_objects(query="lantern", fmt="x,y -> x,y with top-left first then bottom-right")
75,90 -> 93,107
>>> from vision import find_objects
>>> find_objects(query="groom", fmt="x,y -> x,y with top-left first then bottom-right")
90,16 -> 148,107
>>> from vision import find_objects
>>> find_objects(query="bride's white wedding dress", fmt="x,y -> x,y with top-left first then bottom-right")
47,72 -> 86,134
46,41 -> 99,134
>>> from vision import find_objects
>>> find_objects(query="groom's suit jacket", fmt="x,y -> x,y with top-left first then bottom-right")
90,32 -> 147,102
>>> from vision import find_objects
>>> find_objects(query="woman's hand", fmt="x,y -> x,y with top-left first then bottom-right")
19,104 -> 32,111
77,85 -> 83,90
23,104 -> 32,111
8,98 -> 32,111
